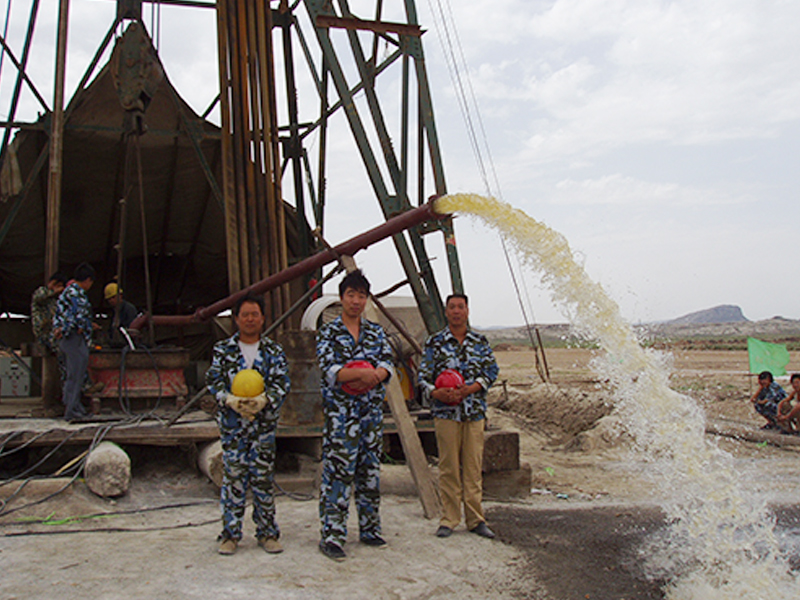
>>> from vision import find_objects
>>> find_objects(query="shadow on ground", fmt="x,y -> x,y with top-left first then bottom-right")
489,503 -> 800,600
489,504 -> 669,600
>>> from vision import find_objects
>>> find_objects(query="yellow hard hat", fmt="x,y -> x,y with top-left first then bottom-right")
231,369 -> 265,397
104,282 -> 121,300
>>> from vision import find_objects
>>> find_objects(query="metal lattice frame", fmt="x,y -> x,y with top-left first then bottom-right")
273,0 -> 463,332
0,0 -> 463,333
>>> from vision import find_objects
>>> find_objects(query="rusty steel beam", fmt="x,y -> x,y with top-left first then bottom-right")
215,0 -> 240,292
130,199 -> 448,330
45,0 -> 70,278
315,15 -> 422,37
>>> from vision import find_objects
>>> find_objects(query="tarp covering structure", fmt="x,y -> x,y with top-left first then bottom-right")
0,25 -> 304,320
0,50 -> 218,314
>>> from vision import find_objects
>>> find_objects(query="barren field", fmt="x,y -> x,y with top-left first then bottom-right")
2,347 -> 800,599
489,348 -> 800,503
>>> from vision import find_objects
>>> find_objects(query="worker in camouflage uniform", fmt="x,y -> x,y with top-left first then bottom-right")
316,269 -> 394,561
206,293 -> 290,556
418,293 -> 499,540
52,263 -> 96,422
31,271 -> 68,352
31,271 -> 68,383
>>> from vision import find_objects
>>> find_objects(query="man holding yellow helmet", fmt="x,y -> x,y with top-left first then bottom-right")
206,292 -> 290,556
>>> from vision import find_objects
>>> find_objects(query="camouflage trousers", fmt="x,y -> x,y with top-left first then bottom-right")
319,397 -> 383,546
218,414 -> 279,541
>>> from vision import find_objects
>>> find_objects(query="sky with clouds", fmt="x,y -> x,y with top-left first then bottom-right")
2,0 -> 799,327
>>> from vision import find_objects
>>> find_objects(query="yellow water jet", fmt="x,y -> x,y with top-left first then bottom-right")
436,192 -> 799,599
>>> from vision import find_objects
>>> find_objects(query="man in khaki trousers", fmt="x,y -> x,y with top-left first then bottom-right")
417,294 -> 499,539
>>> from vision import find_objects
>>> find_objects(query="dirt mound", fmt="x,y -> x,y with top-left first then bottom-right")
493,343 -> 531,352
565,413 -> 633,451
488,383 -> 613,445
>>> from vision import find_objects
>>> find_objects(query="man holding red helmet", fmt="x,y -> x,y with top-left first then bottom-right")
418,293 -> 499,540
316,269 -> 394,561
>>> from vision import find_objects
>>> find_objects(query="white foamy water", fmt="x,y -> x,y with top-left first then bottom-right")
435,193 -> 799,599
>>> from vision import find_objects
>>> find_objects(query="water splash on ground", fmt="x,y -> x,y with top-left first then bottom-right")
436,193 -> 799,598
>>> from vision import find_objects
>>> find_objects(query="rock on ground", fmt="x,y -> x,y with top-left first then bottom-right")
84,441 -> 131,498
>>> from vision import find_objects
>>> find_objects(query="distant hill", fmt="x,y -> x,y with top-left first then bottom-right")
477,306 -> 800,348
666,305 -> 748,325
647,316 -> 800,341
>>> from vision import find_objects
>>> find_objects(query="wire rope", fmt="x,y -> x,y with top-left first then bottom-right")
427,0 -> 548,381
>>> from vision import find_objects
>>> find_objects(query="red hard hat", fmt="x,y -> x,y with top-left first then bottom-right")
435,369 -> 464,389
341,360 -> 374,395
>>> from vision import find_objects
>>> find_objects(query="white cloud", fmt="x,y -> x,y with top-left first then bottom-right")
550,174 -> 752,207
4,0 -> 800,327
426,0 -> 800,162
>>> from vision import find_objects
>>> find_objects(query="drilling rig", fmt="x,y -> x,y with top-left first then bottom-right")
1,1 -> 534,515
0,0 -> 463,409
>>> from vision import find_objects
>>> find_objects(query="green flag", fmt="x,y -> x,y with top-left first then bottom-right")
747,337 -> 790,376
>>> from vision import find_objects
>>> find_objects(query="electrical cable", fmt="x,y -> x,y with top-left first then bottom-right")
0,402 -> 167,517
273,480 -> 314,502
114,342 -> 165,418
0,417 -> 123,516
0,427 -> 82,488
0,429 -> 49,457
117,344 -> 132,416
0,498 -> 218,529
4,519 -> 219,537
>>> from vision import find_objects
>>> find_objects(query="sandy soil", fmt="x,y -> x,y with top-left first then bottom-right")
3,348 -> 800,599
1,493 -> 530,600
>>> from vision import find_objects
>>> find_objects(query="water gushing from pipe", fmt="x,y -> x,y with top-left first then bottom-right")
435,193 -> 799,598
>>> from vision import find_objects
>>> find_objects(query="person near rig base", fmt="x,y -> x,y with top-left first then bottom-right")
103,282 -> 138,346
31,271 -> 68,352
418,293 -> 499,540
206,292 -> 290,556
31,271 -> 68,381
52,263 -> 97,423
316,269 -> 394,561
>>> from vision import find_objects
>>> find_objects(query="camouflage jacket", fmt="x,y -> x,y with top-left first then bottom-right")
31,285 -> 60,344
53,282 -> 93,345
206,332 -> 290,425
756,381 -> 787,406
418,326 -> 499,421
316,316 -> 395,406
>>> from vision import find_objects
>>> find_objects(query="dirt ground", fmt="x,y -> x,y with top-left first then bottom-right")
489,348 -> 800,504
2,348 -> 800,599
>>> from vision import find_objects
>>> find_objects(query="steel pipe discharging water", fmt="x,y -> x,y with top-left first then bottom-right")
129,199 -> 451,331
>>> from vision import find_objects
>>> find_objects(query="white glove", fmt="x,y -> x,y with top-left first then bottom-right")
225,392 -> 268,421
